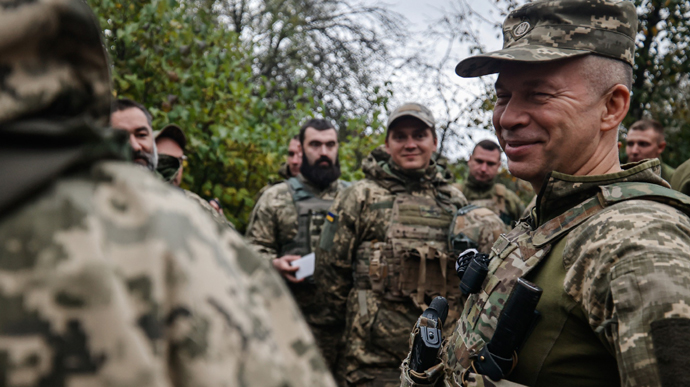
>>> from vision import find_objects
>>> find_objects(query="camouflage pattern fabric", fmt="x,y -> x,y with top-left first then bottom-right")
314,147 -> 504,386
455,0 -> 638,77
245,174 -> 348,369
400,160 -> 690,387
457,178 -> 525,227
0,0 -> 335,385
671,159 -> 690,195
0,161 -> 335,387
451,205 -> 506,256
521,195 -> 537,220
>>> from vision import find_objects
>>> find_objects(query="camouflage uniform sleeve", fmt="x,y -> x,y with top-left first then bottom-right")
314,184 -> 361,325
245,186 -> 280,259
564,200 -> 690,387
504,189 -> 525,224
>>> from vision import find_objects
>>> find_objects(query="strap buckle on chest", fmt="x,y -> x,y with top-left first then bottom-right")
369,248 -> 389,293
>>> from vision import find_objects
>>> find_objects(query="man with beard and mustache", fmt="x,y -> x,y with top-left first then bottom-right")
111,98 -> 158,171
314,103 -> 505,386
246,118 -> 350,370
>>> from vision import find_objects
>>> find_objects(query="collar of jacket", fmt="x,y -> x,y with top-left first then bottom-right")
362,145 -> 451,192
0,116 -> 130,215
296,172 -> 341,196
464,173 -> 497,196
534,159 -> 667,226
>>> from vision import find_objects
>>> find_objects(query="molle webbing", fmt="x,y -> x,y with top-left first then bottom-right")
356,194 -> 460,311
282,177 -> 334,256
453,181 -> 690,381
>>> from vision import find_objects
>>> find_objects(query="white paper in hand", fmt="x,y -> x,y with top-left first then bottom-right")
292,253 -> 315,280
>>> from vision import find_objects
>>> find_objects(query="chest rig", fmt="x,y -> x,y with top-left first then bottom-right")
280,177 -> 334,257
445,182 -> 690,386
354,190 -> 462,316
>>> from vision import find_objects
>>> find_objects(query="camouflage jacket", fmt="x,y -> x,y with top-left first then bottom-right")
315,148 -> 504,386
401,160 -> 690,387
0,0 -> 334,383
0,160 -> 335,387
245,173 -> 349,369
246,174 -> 348,260
458,177 -> 525,227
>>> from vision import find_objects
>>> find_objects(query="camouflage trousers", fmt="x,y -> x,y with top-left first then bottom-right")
290,280 -> 342,370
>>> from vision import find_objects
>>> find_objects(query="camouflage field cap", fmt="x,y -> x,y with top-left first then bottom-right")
155,124 -> 187,151
387,103 -> 435,130
455,0 -> 638,78
0,0 -> 111,125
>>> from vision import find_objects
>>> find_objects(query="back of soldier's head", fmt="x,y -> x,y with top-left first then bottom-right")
0,0 -> 111,127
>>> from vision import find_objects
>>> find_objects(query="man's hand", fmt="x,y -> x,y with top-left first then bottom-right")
273,255 -> 304,283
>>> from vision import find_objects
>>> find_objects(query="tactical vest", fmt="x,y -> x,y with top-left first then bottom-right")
354,192 -> 467,325
447,182 -> 690,387
469,184 -> 512,225
280,177 -> 336,257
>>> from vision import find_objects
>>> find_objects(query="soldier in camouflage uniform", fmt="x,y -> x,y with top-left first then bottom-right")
458,140 -> 525,227
315,103 -> 505,387
0,1 -> 335,386
401,1 -> 690,387
245,118 -> 349,369
624,119 -> 675,183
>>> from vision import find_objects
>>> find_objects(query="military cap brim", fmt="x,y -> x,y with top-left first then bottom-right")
455,0 -> 638,79
456,46 -> 592,78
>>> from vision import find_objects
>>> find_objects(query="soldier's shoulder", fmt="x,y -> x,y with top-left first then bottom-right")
565,198 -> 690,267
256,180 -> 293,203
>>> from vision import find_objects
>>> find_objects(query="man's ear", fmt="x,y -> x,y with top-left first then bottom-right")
601,84 -> 630,132
658,140 -> 667,154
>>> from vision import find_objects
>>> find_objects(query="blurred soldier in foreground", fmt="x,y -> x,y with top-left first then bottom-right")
155,124 -> 187,186
625,118 -> 675,182
0,1 -> 335,386
458,140 -> 525,226
400,1 -> 690,386
315,103 -> 505,386
246,118 -> 349,369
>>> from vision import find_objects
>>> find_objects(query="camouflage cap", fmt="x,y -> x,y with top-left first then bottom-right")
455,0 -> 638,78
387,103 -> 435,130
0,0 -> 111,125
155,124 -> 187,152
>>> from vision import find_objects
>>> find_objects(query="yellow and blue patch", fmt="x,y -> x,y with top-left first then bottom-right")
326,212 -> 336,222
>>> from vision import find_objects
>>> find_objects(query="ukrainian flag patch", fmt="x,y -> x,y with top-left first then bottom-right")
326,212 -> 336,222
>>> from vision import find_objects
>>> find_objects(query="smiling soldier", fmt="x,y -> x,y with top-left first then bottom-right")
400,1 -> 690,387
315,103 -> 505,386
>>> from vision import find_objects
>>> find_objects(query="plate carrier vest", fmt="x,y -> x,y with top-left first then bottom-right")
280,177 -> 344,257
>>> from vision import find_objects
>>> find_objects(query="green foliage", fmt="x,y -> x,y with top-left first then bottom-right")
89,0 -> 392,231
90,0 -> 315,230
621,0 -> 690,167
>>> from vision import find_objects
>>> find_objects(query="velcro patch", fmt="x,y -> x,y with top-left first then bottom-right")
651,317 -> 690,387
